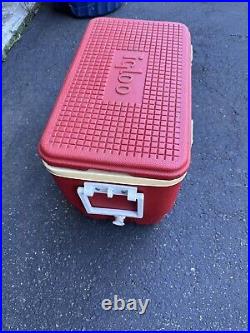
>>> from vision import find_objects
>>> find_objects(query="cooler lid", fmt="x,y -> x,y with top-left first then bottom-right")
39,17 -> 192,180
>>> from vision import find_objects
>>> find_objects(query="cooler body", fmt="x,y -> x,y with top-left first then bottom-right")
53,175 -> 181,225
38,18 -> 192,226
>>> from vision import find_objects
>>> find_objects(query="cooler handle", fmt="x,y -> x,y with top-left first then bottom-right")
77,182 -> 144,226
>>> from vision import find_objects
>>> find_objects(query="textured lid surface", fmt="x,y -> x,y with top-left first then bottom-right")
39,17 -> 192,180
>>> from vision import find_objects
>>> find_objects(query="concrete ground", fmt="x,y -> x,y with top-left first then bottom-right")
2,2 -> 248,331
2,2 -> 38,59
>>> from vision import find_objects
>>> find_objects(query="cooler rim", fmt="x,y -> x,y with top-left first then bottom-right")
42,160 -> 186,187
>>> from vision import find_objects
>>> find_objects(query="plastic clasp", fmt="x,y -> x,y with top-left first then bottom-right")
77,182 -> 144,226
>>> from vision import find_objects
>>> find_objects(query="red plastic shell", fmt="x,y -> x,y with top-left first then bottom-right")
53,176 -> 181,225
39,17 -> 192,180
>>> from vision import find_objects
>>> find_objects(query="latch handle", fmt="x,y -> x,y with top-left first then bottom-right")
77,182 -> 144,226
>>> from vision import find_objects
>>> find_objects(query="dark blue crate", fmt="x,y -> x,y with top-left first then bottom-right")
68,2 -> 122,18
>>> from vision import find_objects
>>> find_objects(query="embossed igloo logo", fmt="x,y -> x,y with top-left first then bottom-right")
114,56 -> 144,95
103,50 -> 148,103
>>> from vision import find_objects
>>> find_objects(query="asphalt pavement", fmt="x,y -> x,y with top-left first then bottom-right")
2,2 -> 248,331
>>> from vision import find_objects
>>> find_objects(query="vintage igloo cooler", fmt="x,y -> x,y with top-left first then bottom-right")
38,17 -> 193,226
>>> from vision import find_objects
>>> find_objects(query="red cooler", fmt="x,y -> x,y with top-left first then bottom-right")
38,18 -> 193,226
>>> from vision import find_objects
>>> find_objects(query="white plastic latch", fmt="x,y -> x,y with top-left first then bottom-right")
77,182 -> 144,226
112,216 -> 126,227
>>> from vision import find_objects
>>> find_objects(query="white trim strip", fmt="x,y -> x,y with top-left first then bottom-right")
42,160 -> 186,187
